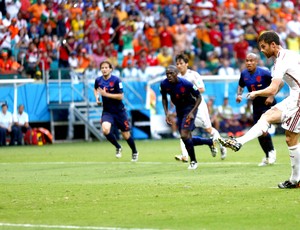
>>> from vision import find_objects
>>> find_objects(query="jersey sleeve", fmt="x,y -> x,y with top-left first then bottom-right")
160,81 -> 166,96
193,71 -> 205,89
238,72 -> 245,88
115,77 -> 124,93
94,77 -> 99,89
189,82 -> 200,97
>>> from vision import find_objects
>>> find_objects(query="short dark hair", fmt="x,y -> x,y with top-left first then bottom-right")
257,31 -> 280,45
99,60 -> 113,70
1,103 -> 8,108
166,65 -> 178,74
175,53 -> 189,63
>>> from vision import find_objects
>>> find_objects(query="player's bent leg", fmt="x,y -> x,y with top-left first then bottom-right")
103,122 -> 122,157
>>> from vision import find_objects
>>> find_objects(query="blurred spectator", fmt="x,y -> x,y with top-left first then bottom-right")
85,19 -> 102,44
286,13 -> 300,36
137,62 -> 152,81
173,26 -> 188,54
5,0 -> 21,19
121,25 -> 134,56
58,32 -> 75,68
208,24 -> 222,56
159,20 -> 174,55
244,24 -> 258,48
239,99 -> 253,129
121,59 -> 139,79
122,52 -> 135,68
206,51 -> 219,74
233,34 -> 249,68
197,60 -> 211,75
157,46 -> 173,67
11,104 -> 30,146
286,31 -> 300,52
218,97 -> 242,135
10,56 -> 24,73
207,98 -> 219,130
78,48 -> 91,70
0,50 -> 13,73
8,18 -> 19,40
218,59 -> 235,76
146,49 -> 159,66
105,44 -> 118,68
25,42 -> 39,78
133,33 -> 148,56
71,13 -> 85,41
27,0 -> 46,23
68,51 -> 79,70
84,61 -> 98,80
0,26 -> 12,50
0,103 -> 13,146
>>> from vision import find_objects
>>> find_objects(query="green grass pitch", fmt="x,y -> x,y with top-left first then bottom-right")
0,135 -> 300,230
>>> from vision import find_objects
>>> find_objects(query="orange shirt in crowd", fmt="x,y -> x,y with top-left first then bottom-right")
8,25 -> 19,39
27,3 -> 46,21
0,58 -> 13,71
122,55 -> 135,68
224,0 -> 238,8
78,55 -> 90,69
195,27 -> 211,44
69,6 -> 83,19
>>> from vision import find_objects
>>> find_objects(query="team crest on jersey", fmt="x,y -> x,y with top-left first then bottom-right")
180,87 -> 185,93
109,81 -> 114,87
256,76 -> 261,82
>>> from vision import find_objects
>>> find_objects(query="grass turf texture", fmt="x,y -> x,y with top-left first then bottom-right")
0,135 -> 300,230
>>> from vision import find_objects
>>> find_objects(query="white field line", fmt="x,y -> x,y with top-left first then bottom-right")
0,223 -> 160,230
0,161 -> 284,165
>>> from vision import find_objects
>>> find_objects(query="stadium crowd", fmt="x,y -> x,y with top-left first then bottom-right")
0,0 -> 300,80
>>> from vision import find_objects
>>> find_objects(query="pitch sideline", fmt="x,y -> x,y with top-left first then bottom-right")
0,222 -> 160,230
0,161 -> 284,165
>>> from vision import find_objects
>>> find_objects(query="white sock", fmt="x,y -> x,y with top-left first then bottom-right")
288,144 -> 300,183
210,127 -> 220,141
237,118 -> 270,145
209,127 -> 223,148
180,138 -> 189,157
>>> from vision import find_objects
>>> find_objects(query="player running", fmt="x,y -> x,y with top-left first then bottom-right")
174,53 -> 227,162
94,60 -> 139,162
160,65 -> 216,169
237,53 -> 277,166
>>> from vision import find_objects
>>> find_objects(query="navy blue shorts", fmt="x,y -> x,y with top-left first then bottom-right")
101,111 -> 130,132
177,111 -> 197,132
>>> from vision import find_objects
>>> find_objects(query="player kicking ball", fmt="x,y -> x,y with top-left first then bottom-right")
219,31 -> 300,189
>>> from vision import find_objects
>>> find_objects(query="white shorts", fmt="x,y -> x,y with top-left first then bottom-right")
194,99 -> 212,129
274,96 -> 300,133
